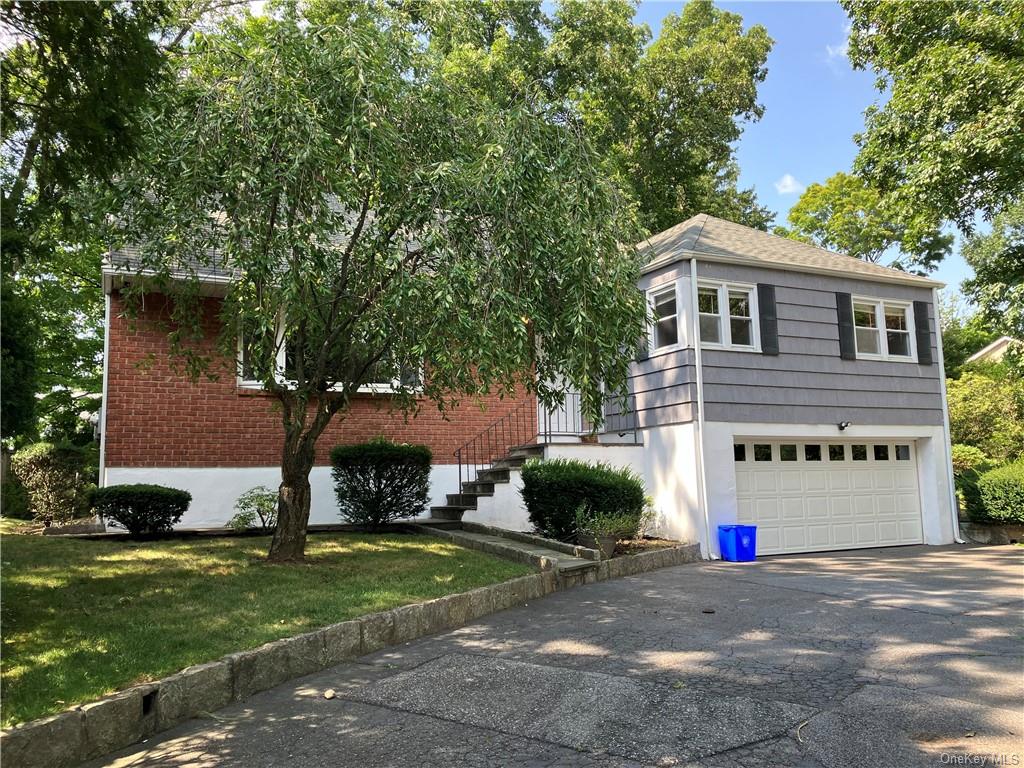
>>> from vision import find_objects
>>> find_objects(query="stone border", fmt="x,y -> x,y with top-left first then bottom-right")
0,543 -> 701,768
459,522 -> 601,561
959,521 -> 1024,545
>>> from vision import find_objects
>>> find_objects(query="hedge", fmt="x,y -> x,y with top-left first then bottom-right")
977,463 -> 1024,525
331,438 -> 432,529
10,442 -> 92,524
520,458 -> 645,542
90,484 -> 192,536
950,444 -> 999,522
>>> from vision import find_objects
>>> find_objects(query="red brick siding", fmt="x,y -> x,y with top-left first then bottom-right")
104,292 -> 536,467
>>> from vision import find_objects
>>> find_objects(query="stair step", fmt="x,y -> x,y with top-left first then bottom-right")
429,506 -> 467,521
490,456 -> 528,471
476,468 -> 511,483
508,444 -> 546,459
460,481 -> 495,496
446,493 -> 481,508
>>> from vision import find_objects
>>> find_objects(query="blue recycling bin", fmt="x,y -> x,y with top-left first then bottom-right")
718,525 -> 757,562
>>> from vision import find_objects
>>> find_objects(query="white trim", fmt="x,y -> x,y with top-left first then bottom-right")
851,296 -> 917,362
235,321 -> 420,394
933,287 -> 964,543
98,294 -> 112,488
690,259 -> 714,558
696,280 -> 760,352
646,281 -> 685,354
641,247 -> 944,288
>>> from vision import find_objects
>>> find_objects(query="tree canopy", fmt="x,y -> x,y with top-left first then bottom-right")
105,3 -> 650,559
961,200 -> 1024,354
777,172 -> 952,272
844,0 -> 1024,232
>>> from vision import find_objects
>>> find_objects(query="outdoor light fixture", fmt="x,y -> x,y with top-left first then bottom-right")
838,421 -> 851,431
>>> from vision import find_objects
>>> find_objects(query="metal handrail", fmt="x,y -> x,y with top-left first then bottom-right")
454,390 -> 639,488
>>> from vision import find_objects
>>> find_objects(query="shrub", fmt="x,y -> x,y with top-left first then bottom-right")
331,439 -> 432,529
10,442 -> 91,523
951,444 -> 1000,521
977,463 -> 1024,525
90,484 -> 191,536
521,458 -> 645,542
946,373 -> 1024,462
574,503 -> 651,541
227,486 -> 278,531
1,475 -> 32,520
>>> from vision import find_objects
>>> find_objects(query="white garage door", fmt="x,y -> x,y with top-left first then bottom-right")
734,440 -> 923,555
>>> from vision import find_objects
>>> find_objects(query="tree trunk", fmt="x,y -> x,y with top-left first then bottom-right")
268,435 -> 316,562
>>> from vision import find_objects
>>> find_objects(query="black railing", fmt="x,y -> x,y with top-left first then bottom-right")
454,390 -> 639,487
455,399 -> 537,488
540,390 -> 639,443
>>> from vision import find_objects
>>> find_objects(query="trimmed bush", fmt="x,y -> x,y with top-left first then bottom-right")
331,438 -> 432,529
977,463 -> 1024,524
1,475 -> 32,520
90,484 -> 191,536
10,442 -> 91,523
521,458 -> 646,542
227,485 -> 278,531
951,444 -> 1000,522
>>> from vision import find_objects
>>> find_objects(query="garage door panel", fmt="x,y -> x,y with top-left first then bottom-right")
734,439 -> 923,555
877,521 -> 899,543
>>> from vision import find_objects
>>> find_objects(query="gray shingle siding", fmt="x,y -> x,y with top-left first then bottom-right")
621,258 -> 944,431
696,261 -> 943,427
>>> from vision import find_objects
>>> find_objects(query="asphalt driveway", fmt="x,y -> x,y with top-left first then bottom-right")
92,544 -> 1022,768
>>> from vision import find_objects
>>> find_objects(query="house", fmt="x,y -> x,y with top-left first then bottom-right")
99,214 -> 958,557
966,335 -> 1018,365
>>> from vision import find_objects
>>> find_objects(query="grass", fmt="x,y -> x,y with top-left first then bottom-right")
0,529 -> 531,726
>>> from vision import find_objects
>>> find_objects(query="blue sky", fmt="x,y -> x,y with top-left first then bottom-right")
632,1 -> 972,293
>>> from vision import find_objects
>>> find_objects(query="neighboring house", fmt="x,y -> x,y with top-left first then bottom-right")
965,335 -> 1018,365
99,214 -> 958,557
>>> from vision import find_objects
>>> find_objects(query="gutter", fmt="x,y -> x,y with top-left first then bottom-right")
932,287 -> 964,544
690,258 -> 715,558
98,294 -> 111,488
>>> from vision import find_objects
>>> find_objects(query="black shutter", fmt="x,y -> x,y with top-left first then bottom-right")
836,292 -> 856,360
757,284 -> 779,355
913,300 -> 933,365
636,290 -> 649,361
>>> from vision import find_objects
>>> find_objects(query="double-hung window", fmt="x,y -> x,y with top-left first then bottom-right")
650,286 -> 679,351
853,299 -> 914,360
697,282 -> 758,350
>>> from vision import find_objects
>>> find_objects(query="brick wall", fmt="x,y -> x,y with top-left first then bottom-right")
103,292 -> 537,468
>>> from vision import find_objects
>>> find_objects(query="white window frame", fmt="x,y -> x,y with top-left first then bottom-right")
851,297 -> 916,362
647,281 -> 685,355
696,280 -> 760,352
237,322 -> 420,393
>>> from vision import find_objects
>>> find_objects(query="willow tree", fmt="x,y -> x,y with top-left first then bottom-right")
104,3 -> 647,561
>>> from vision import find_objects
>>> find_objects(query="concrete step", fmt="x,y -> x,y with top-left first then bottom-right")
413,519 -> 463,531
476,468 -> 511,484
429,506 -> 468,521
446,493 -> 481,508
460,481 -> 495,496
508,444 -> 546,459
490,456 -> 528,471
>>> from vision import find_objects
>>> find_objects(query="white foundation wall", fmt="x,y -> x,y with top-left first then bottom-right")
104,464 -> 460,529
701,421 -> 956,556
638,423 -> 705,549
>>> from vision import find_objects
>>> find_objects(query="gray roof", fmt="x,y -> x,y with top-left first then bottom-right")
640,214 -> 942,287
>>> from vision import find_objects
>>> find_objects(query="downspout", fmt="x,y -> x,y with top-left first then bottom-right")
932,287 -> 964,543
98,293 -> 111,488
690,258 -> 715,558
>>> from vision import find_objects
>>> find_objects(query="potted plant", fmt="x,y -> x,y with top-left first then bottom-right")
575,505 -> 637,559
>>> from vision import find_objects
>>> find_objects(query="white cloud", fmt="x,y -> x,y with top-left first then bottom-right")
774,174 -> 805,196
825,24 -> 852,72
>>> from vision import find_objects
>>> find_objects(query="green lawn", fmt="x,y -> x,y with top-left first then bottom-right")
0,529 -> 530,726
